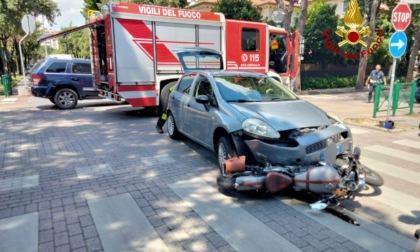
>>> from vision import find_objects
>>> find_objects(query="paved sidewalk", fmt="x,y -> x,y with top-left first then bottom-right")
300,91 -> 420,131
0,88 -> 418,252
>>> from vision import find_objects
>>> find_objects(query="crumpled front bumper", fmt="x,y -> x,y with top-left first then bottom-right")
244,124 -> 352,165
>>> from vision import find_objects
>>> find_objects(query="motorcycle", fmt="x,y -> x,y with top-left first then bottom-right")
217,144 -> 383,210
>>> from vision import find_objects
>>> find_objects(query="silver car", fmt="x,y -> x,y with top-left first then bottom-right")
166,71 -> 353,170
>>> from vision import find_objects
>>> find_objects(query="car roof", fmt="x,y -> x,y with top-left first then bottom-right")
45,58 -> 90,62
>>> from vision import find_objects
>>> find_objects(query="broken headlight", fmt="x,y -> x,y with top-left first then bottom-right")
242,118 -> 280,140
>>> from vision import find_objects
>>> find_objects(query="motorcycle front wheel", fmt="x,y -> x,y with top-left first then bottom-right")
360,164 -> 384,187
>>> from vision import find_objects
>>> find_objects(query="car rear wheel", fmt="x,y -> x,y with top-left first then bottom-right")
54,88 -> 78,109
167,113 -> 181,139
217,136 -> 237,174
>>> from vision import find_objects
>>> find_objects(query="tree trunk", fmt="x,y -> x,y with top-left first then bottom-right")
1,38 -> 8,74
406,28 -> 420,82
355,0 -> 381,90
293,0 -> 309,92
13,38 -> 22,75
276,0 -> 294,31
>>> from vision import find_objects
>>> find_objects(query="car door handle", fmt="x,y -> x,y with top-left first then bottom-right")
71,77 -> 79,81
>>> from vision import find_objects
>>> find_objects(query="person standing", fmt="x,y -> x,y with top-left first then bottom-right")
155,84 -> 175,134
365,64 -> 387,103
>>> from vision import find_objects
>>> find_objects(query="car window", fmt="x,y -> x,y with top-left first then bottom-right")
215,76 -> 297,102
194,75 -> 218,107
177,74 -> 196,95
72,63 -> 91,74
242,28 -> 259,52
45,62 -> 67,73
29,60 -> 45,73
194,77 -> 213,97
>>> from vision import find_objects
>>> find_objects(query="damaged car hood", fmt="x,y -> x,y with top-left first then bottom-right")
230,100 -> 331,131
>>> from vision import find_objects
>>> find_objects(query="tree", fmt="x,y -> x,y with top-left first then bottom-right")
275,0 -> 295,31
0,0 -> 59,74
55,28 -> 90,59
212,0 -> 262,21
82,0 -> 102,18
292,0 -> 309,92
302,1 -> 340,68
404,4 -> 419,82
355,0 -> 381,90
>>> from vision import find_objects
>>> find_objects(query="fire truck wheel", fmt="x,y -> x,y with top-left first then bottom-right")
167,113 -> 181,139
159,81 -> 177,114
54,88 -> 78,109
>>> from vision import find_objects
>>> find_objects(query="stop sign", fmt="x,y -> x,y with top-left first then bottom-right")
391,3 -> 412,31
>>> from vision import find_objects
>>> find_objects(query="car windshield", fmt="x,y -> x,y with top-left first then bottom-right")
215,75 -> 297,102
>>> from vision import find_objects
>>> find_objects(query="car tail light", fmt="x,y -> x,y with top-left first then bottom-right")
32,74 -> 43,85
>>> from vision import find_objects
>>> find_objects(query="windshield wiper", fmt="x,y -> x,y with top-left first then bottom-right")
226,99 -> 260,103
269,98 -> 295,101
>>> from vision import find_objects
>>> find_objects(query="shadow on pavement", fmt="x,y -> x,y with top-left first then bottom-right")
398,211 -> 420,225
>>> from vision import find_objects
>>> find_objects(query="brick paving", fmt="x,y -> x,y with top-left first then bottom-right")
0,105 -> 371,251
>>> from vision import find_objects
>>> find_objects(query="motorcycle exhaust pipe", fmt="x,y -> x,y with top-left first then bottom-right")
234,176 -> 265,191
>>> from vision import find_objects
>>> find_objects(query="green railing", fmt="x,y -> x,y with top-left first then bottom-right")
373,82 -> 416,118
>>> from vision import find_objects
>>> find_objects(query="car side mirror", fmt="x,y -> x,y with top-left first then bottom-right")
195,95 -> 210,111
195,95 -> 209,104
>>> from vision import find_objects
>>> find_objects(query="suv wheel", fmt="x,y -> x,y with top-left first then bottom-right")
54,88 -> 78,109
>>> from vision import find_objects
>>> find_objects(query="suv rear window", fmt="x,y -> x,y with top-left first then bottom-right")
45,62 -> 67,73
29,60 -> 45,73
72,63 -> 91,74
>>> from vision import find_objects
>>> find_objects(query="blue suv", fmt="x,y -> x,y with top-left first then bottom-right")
30,57 -> 98,109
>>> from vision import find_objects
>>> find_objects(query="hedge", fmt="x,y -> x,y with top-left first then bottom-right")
301,76 -> 357,90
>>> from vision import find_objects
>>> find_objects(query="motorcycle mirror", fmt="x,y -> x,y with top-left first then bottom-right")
353,146 -> 361,160
324,142 -> 338,164
310,201 -> 328,211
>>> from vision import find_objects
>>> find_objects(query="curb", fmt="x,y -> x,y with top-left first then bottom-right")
344,118 -> 416,133
297,87 -> 367,95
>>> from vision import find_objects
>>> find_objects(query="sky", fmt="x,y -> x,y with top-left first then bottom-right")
42,0 -> 86,31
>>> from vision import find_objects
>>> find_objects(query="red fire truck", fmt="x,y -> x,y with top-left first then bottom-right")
39,2 -> 300,111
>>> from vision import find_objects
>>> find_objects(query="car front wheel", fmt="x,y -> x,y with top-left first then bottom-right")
217,136 -> 237,174
54,88 -> 78,109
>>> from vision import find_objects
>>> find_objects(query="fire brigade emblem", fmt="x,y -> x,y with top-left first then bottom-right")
241,54 -> 248,62
335,0 -> 370,47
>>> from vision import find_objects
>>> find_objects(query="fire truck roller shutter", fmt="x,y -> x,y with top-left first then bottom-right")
114,18 -> 155,83
155,22 -> 195,71
198,25 -> 222,51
